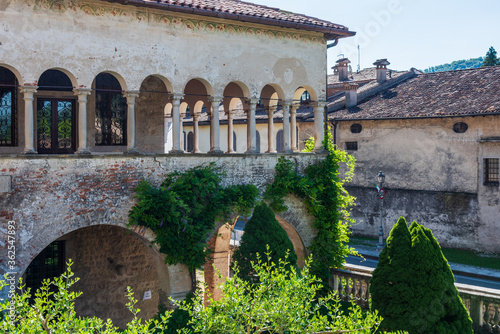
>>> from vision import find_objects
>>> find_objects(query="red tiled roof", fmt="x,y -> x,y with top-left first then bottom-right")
102,0 -> 354,40
330,66 -> 500,120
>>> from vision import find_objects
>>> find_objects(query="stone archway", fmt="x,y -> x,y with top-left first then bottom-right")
22,224 -> 183,329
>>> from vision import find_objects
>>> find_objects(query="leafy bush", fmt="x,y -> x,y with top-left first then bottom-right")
231,202 -> 297,282
370,217 -> 473,334
178,248 -> 387,334
0,260 -> 170,333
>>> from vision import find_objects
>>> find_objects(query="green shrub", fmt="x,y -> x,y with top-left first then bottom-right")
231,202 -> 297,282
370,217 -> 473,334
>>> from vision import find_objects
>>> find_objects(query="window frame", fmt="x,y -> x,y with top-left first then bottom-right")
0,70 -> 18,147
484,158 -> 499,185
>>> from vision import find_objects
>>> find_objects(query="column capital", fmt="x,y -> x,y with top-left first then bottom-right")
73,88 -> 92,96
169,93 -> 184,101
124,90 -> 140,100
282,100 -> 294,107
225,109 -> 235,116
208,96 -> 223,104
313,102 -> 328,110
193,112 -> 201,120
20,85 -> 38,95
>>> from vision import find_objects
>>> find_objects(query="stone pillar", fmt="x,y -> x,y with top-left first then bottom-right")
282,102 -> 292,153
21,86 -> 38,154
226,110 -> 235,153
169,94 -> 184,154
266,107 -> 276,153
74,88 -> 92,155
209,98 -> 223,154
245,98 -> 258,153
313,102 -> 326,152
124,91 -> 140,154
290,104 -> 298,152
192,112 -> 201,153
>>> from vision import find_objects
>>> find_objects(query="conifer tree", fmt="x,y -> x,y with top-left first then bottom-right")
231,202 -> 297,281
370,217 -> 473,334
482,46 -> 499,67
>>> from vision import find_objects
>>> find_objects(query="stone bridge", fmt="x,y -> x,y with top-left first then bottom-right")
0,153 -> 323,327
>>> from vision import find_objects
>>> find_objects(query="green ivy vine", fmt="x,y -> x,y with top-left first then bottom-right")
264,131 -> 357,289
128,163 -> 259,290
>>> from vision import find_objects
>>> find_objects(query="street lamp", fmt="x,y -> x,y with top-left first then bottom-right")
377,171 -> 385,251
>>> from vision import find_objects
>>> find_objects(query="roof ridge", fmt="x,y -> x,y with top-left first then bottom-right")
422,65 -> 500,76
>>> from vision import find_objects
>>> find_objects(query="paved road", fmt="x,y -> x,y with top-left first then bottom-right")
346,254 -> 500,291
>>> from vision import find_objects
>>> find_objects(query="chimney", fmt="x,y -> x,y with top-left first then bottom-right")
373,59 -> 390,83
336,58 -> 351,81
344,82 -> 358,108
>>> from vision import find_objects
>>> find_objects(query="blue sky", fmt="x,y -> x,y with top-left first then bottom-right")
262,0 -> 500,72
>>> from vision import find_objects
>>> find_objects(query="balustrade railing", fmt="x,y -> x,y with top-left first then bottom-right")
330,264 -> 500,333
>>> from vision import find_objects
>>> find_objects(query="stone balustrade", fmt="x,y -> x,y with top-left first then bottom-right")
330,264 -> 500,332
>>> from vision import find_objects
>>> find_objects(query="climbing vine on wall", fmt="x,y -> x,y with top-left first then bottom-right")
128,163 -> 259,290
264,133 -> 357,289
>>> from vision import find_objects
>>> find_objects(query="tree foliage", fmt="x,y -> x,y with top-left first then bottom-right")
231,202 -> 297,281
128,163 -> 259,289
0,260 -> 170,333
424,57 -> 483,73
178,250 -> 387,334
482,46 -> 499,67
264,133 -> 356,290
370,217 -> 473,334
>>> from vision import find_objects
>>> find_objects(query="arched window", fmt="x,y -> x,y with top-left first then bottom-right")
187,131 -> 194,152
0,67 -> 18,146
256,130 -> 261,153
300,91 -> 311,105
95,73 -> 126,146
233,131 -> 237,152
276,129 -> 284,152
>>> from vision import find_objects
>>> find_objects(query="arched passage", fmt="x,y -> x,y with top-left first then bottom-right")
136,75 -> 171,153
260,84 -> 284,153
23,224 -> 176,329
204,208 -> 308,302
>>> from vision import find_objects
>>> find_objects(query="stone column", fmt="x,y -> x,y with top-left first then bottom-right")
290,104 -> 298,152
226,110 -> 235,153
282,102 -> 292,153
21,86 -> 38,154
192,112 -> 201,153
209,98 -> 223,154
313,102 -> 327,152
74,88 -> 92,155
245,98 -> 258,153
266,107 -> 276,153
124,91 -> 140,154
179,110 -> 185,152
170,94 -> 184,154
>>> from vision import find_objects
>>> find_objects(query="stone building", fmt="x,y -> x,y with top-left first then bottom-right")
321,63 -> 500,253
0,0 -> 354,327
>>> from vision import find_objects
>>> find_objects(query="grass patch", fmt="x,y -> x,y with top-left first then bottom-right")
349,236 -> 500,271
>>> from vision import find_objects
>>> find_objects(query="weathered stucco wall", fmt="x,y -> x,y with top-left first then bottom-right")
333,115 -> 500,252
0,153 -> 322,324
0,0 -> 327,98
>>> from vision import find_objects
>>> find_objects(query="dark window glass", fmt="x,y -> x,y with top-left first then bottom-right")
453,122 -> 468,133
0,67 -> 17,146
300,91 -> 311,105
345,141 -> 358,151
25,241 -> 65,295
38,70 -> 73,91
187,131 -> 194,152
95,73 -> 126,145
484,158 -> 499,185
256,130 -> 261,153
276,129 -> 284,152
233,131 -> 237,151
351,123 -> 362,133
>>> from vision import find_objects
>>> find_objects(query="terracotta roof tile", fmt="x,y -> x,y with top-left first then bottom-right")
103,0 -> 354,39
330,66 -> 500,120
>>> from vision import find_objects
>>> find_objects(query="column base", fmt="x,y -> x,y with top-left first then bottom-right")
226,150 -> 236,154
76,149 -> 91,155
191,150 -> 202,154
208,149 -> 224,155
23,149 -> 37,155
169,149 -> 185,154
265,150 -> 277,154
291,148 -> 300,153
124,149 -> 140,155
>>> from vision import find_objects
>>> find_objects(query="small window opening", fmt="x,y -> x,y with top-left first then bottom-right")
350,123 -> 362,133
453,122 -> 468,133
345,141 -> 358,151
484,158 -> 499,185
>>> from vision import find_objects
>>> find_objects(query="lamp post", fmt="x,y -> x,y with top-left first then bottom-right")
377,171 -> 385,251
